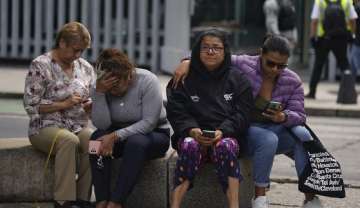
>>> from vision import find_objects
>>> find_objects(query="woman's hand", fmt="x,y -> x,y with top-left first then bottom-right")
172,60 -> 191,88
82,99 -> 92,115
213,130 -> 223,145
39,93 -> 82,113
189,128 -> 213,146
262,108 -> 287,123
98,132 -> 117,157
96,72 -> 119,93
63,93 -> 82,109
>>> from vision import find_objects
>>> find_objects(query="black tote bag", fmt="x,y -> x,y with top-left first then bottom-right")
289,124 -> 346,198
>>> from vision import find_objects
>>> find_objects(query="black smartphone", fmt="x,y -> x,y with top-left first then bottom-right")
202,130 -> 216,138
267,101 -> 282,111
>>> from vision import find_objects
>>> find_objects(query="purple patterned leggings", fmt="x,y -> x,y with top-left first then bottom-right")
174,137 -> 241,192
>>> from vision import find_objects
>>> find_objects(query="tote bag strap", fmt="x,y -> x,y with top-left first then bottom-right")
303,123 -> 321,142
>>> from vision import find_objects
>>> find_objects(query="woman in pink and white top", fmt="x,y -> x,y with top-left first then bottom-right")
23,22 -> 95,208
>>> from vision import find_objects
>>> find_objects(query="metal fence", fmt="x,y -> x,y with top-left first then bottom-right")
0,0 -> 168,70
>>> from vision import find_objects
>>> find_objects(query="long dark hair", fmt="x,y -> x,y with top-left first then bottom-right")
189,28 -> 231,79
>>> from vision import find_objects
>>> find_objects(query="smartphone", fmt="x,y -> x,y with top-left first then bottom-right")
268,101 -> 282,111
202,130 -> 216,138
88,140 -> 101,154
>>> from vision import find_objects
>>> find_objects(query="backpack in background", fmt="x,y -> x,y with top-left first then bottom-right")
354,2 -> 360,44
323,0 -> 348,38
277,0 -> 297,31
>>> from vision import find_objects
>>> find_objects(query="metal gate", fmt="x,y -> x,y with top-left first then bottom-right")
0,0 -> 169,71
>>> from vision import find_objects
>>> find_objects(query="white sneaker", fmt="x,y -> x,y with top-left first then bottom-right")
252,196 -> 269,208
303,196 -> 323,208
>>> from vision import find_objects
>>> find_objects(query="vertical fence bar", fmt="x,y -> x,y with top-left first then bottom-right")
127,0 -> 136,61
34,0 -> 42,56
0,0 -> 9,57
151,0 -> 160,71
81,0 -> 89,26
11,0 -> 19,57
57,0 -> 65,29
81,0 -> 90,60
138,0 -> 147,65
22,0 -> 31,58
69,0 -> 77,21
91,0 -> 100,61
46,0 -> 54,51
103,0 -> 112,48
115,0 -> 123,51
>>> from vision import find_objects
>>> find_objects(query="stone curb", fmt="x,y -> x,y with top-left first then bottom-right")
0,92 -> 23,99
271,177 -> 360,189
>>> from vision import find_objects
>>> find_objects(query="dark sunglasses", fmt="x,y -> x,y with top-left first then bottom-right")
265,59 -> 288,70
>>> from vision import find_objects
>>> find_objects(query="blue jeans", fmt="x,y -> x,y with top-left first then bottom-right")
245,124 -> 311,187
350,44 -> 360,77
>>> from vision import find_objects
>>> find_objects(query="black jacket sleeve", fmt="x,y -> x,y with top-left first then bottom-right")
217,72 -> 253,138
166,79 -> 199,142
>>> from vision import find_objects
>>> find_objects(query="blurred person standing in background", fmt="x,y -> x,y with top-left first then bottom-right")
307,0 -> 357,99
263,0 -> 298,64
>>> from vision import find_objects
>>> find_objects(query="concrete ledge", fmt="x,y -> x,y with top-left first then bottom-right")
0,203 -> 53,208
305,107 -> 360,118
168,152 -> 254,208
0,138 -> 174,208
0,138 -> 54,202
0,139 -> 254,207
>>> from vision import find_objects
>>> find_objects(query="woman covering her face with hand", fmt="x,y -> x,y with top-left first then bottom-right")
166,28 -> 253,208
89,48 -> 170,208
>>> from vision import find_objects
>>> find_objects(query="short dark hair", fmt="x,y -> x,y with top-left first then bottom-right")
95,48 -> 135,78
261,34 -> 290,57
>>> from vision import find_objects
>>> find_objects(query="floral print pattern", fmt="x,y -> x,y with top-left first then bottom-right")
23,52 -> 95,136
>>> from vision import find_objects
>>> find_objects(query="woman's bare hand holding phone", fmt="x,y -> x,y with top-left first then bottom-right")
189,128 -> 213,146
262,108 -> 287,123
97,132 -> 117,157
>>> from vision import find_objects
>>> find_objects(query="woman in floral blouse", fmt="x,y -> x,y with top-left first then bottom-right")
23,22 -> 95,208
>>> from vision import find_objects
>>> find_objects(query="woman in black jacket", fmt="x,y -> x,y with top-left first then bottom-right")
166,28 -> 254,208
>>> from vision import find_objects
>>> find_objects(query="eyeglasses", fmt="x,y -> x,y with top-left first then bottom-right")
200,45 -> 224,54
265,59 -> 288,70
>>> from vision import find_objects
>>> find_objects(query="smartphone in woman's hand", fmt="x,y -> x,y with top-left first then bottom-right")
267,101 -> 282,111
202,130 -> 216,138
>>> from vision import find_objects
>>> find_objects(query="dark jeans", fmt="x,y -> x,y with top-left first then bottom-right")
309,37 -> 349,95
89,128 -> 170,205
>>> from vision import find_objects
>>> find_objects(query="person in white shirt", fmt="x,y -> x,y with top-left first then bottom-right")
307,0 -> 358,99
